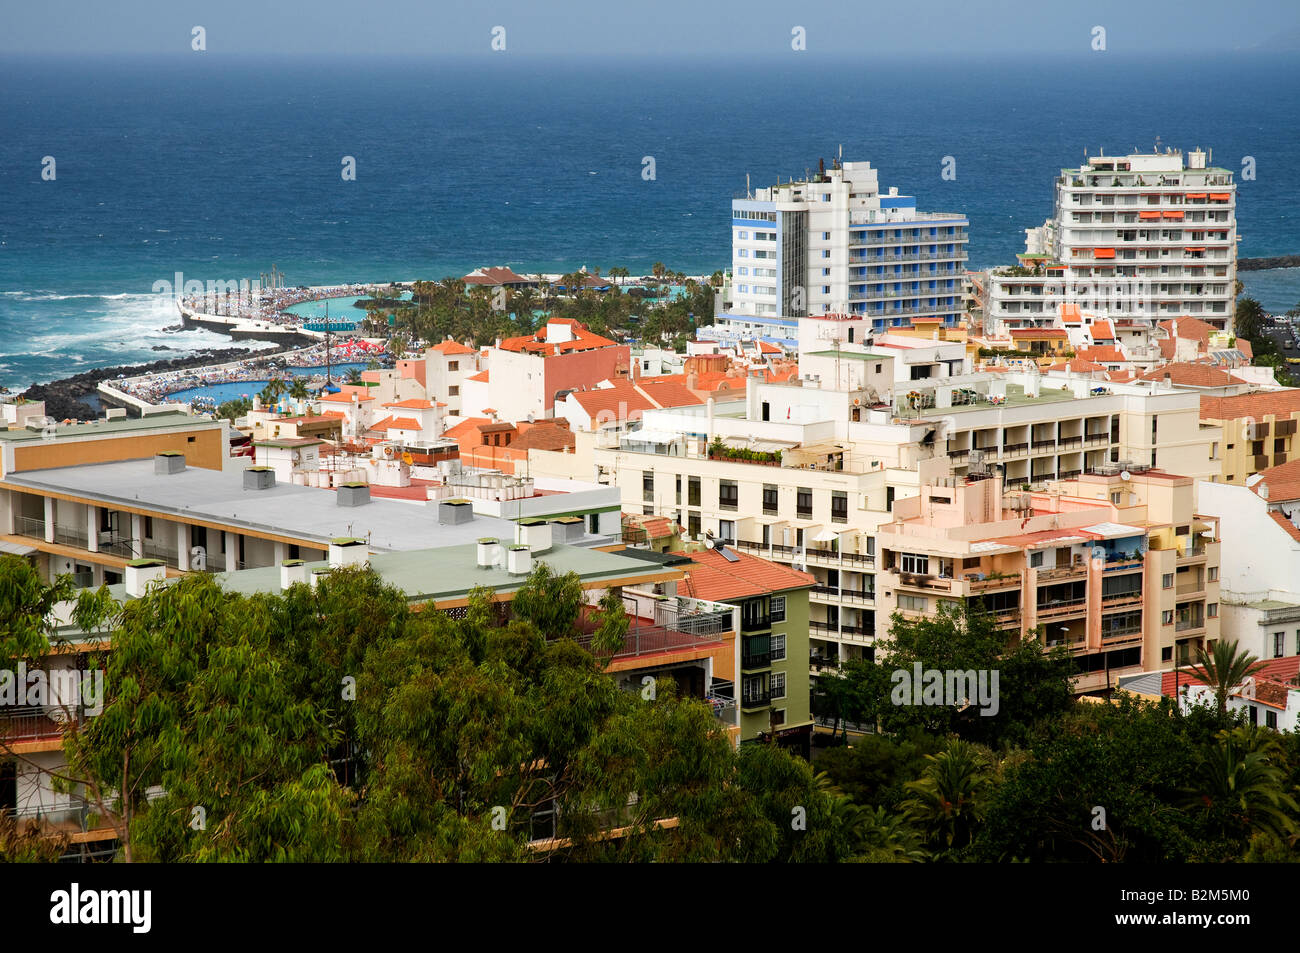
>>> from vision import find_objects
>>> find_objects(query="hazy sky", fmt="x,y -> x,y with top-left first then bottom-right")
4,0 -> 1299,56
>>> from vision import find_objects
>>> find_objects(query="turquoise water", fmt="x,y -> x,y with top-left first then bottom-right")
283,293 -> 413,328
168,363 -> 368,404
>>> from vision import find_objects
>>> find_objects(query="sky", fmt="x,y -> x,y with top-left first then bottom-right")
4,0 -> 1299,56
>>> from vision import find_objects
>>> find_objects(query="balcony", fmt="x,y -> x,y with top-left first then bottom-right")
1037,565 -> 1087,582
0,706 -> 80,748
1036,598 -> 1087,619
742,649 -> 772,670
1175,616 -> 1206,633
574,600 -> 731,662
1101,590 -> 1143,609
895,571 -> 959,594
741,688 -> 773,710
14,515 -> 46,540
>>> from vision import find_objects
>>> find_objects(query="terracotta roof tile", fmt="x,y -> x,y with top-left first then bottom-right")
682,547 -> 815,602
1201,389 -> 1300,421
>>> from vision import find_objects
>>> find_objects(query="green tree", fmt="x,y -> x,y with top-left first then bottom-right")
901,738 -> 994,855
215,396 -> 252,422
1187,639 -> 1267,719
1184,725 -> 1300,846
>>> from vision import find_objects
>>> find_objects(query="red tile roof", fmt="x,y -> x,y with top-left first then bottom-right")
464,266 -> 531,286
1075,345 -> 1125,364
498,320 -> 620,355
442,417 -> 492,440
1090,320 -> 1116,341
511,421 -> 575,452
466,370 -> 490,383
430,340 -> 477,356
1010,328 -> 1068,339
369,415 -> 423,432
1137,363 -> 1246,388
1201,389 -> 1300,421
383,398 -> 438,409
570,386 -> 656,421
682,546 -> 815,602
1253,458 -> 1300,506
318,392 -> 375,403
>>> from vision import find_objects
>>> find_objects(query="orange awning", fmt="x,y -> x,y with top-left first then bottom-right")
1209,192 -> 1231,200
1186,193 -> 1207,199
1162,210 -> 1184,219
1093,248 -> 1115,259
1139,210 -> 1161,219
1185,247 -> 1206,252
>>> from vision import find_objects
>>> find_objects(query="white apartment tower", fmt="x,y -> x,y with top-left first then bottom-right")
720,158 -> 969,344
983,148 -> 1238,332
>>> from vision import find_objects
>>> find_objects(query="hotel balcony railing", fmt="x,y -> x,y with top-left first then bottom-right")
1177,545 -> 1208,560
810,586 -> 874,605
0,706 -> 70,744
740,688 -> 773,710
1057,436 -> 1083,449
575,615 -> 728,660
732,540 -> 874,569
967,573 -> 1021,591
1176,617 -> 1206,633
1036,598 -> 1087,618
141,542 -> 181,569
742,650 -> 772,670
707,694 -> 738,727
894,572 -> 959,594
1101,590 -> 1143,608
1037,565 -> 1087,582
51,525 -> 89,550
1102,555 -> 1144,572
98,534 -> 137,558
1031,439 -> 1057,451
1176,580 -> 1205,596
14,516 -> 46,540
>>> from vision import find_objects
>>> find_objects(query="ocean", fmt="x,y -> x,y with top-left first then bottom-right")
2,51 -> 1299,389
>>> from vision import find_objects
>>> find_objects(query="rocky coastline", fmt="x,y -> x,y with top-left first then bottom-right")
12,346 -> 292,421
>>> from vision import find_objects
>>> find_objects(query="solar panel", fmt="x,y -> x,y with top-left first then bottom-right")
719,546 -> 740,563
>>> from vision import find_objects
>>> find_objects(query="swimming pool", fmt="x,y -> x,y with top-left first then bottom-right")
168,363 -> 369,404
283,293 -> 413,328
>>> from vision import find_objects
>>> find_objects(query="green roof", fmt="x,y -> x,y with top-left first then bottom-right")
0,411 -> 214,442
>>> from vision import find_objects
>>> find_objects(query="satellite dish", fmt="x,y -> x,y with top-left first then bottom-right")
1120,470 -> 1131,481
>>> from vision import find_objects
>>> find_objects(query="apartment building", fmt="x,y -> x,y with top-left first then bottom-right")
980,148 -> 1238,330
725,157 -> 968,333
1200,390 -> 1300,485
1199,458 -> 1300,662
422,339 -> 480,414
877,468 -> 1222,694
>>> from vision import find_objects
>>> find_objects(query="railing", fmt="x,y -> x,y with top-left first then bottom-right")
1175,617 -> 1205,632
1031,439 -> 1057,451
1036,598 -> 1087,617
14,516 -> 46,540
1176,580 -> 1204,596
52,525 -> 89,550
0,706 -> 79,744
1037,565 -> 1086,582
742,650 -> 772,669
98,534 -> 137,558
1058,436 -> 1082,449
968,574 -> 1020,591
741,688 -> 772,709
895,572 -> 957,593
1178,545 -> 1208,559
1102,590 -> 1143,607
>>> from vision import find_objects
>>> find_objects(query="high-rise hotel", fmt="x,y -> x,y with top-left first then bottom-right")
710,158 -> 969,346
980,148 -> 1238,332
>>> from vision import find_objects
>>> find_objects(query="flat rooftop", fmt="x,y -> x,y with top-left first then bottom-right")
0,411 -> 217,443
101,543 -> 671,605
907,383 -> 1081,417
3,458 -> 613,551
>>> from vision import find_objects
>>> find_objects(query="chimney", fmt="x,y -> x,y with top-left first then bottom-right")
438,499 -> 474,525
476,537 -> 501,568
507,544 -> 533,576
244,466 -> 276,490
515,519 -> 553,553
280,559 -> 309,590
154,451 -> 186,475
549,516 -> 584,541
328,537 -> 370,569
125,558 -> 166,598
337,482 -> 371,507
311,567 -> 332,589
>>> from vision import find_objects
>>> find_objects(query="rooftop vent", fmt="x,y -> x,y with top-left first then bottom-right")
507,544 -> 533,576
515,518 -> 553,553
476,537 -> 502,569
328,537 -> 369,569
125,558 -> 166,598
155,451 -> 186,475
438,499 -> 474,525
243,466 -> 276,491
337,482 -> 371,507
549,516 -> 585,542
280,559 -> 308,590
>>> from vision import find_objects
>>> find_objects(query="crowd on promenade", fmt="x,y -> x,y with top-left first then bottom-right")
180,283 -> 378,326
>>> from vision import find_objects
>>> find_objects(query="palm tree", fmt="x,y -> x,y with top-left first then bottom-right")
259,377 -> 287,407
651,262 -> 666,282
288,378 -> 310,402
901,738 -> 993,851
1185,726 -> 1299,843
1187,639 -> 1268,718
345,368 -> 363,385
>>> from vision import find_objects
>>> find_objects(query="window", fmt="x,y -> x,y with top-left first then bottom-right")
1162,610 -> 1174,626
688,514 -> 701,538
588,513 -> 600,534
738,230 -> 748,239
1208,603 -> 1218,617
822,231 -> 830,240
719,480 -> 738,511
642,471 -> 654,503
448,361 -> 459,372
688,476 -> 701,507
831,491 -> 848,523
821,250 -> 830,259
1267,710 -> 1278,730
675,474 -> 681,504
770,596 -> 786,624
144,516 -> 153,539
762,484 -> 778,515
1208,566 -> 1218,581
719,520 -> 735,543
449,385 -> 460,397
770,633 -> 786,661
1275,632 -> 1286,658
1029,551 -> 1045,569
1162,573 -> 1174,589
797,487 -> 813,519
1111,491 -> 1122,504
898,594 -> 928,612
900,553 -> 930,575
771,672 -> 787,699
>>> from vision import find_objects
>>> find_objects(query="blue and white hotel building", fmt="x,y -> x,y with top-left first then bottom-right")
707,159 -> 968,347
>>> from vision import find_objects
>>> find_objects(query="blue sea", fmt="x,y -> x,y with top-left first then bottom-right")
2,52 -> 1299,389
